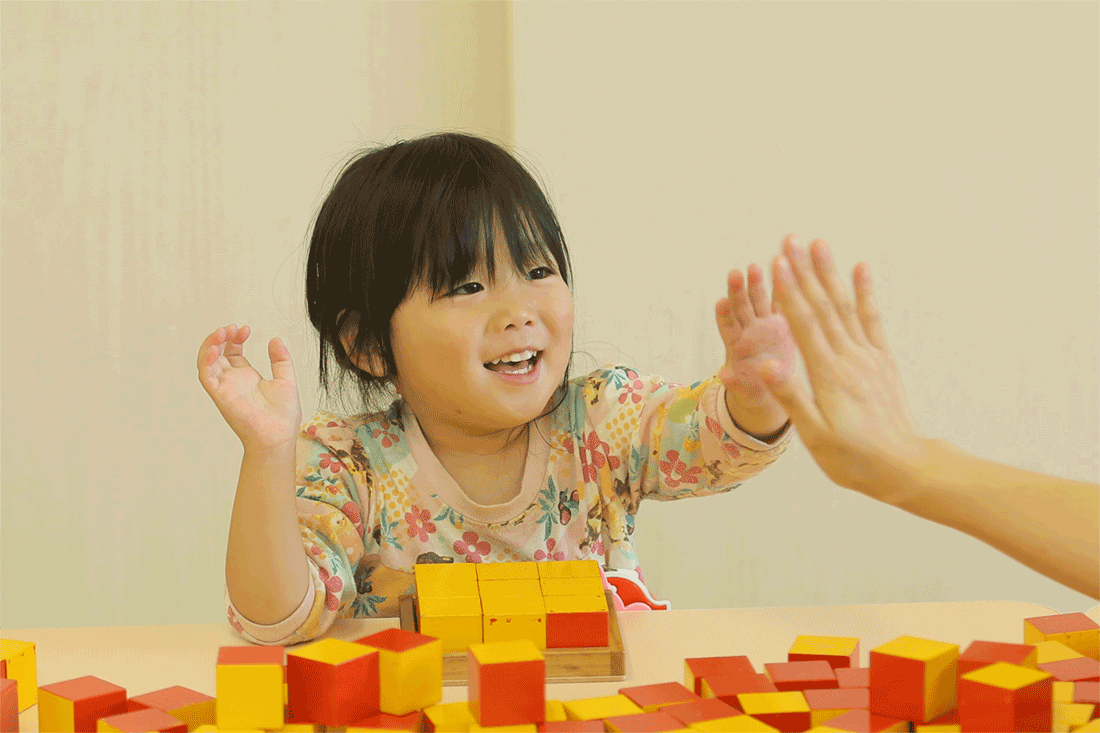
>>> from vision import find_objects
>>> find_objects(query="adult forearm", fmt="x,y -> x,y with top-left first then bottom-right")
225,445 -> 311,624
893,439 -> 1099,600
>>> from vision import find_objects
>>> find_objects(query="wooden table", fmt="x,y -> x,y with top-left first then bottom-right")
9,601 -> 1098,732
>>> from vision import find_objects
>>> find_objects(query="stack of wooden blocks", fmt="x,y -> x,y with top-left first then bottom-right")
2,559 -> 1099,732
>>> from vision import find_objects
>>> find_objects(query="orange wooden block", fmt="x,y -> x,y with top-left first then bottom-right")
538,721 -> 605,732
958,661 -> 1053,732
347,710 -> 423,731
701,672 -> 777,710
468,640 -> 545,727
1024,612 -> 1100,661
958,640 -> 1037,677
788,635 -> 860,670
868,636 -> 958,724
662,697 -> 739,727
802,687 -> 870,728
125,685 -> 215,730
814,707 -> 909,731
764,659 -> 839,691
1,679 -> 17,733
684,655 -> 756,696
1038,655 -> 1100,682
38,676 -> 127,733
835,667 -> 869,689
95,708 -> 187,732
544,594 -> 608,649
1077,681 -> 1100,705
603,710 -> 685,732
618,681 -> 699,712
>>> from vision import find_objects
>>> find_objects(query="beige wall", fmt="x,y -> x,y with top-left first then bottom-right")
0,1 -> 513,629
2,2 -> 1096,630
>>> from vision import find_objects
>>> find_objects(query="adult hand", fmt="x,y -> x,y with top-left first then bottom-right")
757,236 -> 930,503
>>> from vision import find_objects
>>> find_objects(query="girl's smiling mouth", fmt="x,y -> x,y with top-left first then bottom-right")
484,350 -> 543,380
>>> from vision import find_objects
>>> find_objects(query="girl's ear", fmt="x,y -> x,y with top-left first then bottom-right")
338,309 -> 388,377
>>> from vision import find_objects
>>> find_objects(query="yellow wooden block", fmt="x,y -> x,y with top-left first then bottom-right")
536,560 -> 602,579
912,726 -> 961,733
0,639 -> 37,712
563,694 -> 642,720
961,661 -> 1052,690
37,689 -> 74,733
1053,701 -> 1095,732
690,715 -> 779,731
423,700 -> 477,731
789,635 -> 859,661
419,595 -> 484,653
1054,680 -> 1077,703
539,576 -> 605,596
216,660 -> 284,730
479,578 -> 543,598
1073,717 -> 1100,732
416,563 -> 479,599
544,700 -> 567,722
542,593 -> 608,614
276,726 -> 324,732
872,636 -> 958,723
469,639 -> 544,665
1025,615 -> 1100,661
477,562 -> 539,581
1037,640 -> 1086,664
738,691 -> 811,715
468,724 -> 537,731
359,629 -> 443,716
193,727 -> 264,732
481,595 -> 546,649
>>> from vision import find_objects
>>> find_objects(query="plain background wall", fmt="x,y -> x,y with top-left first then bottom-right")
513,2 -> 1098,615
2,2 -> 1096,629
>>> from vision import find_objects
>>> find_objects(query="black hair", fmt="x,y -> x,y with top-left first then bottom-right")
306,131 -> 575,417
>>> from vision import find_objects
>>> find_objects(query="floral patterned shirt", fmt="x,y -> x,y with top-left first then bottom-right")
225,365 -> 791,645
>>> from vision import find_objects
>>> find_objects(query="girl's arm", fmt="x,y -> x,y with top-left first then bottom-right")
759,235 -> 1099,600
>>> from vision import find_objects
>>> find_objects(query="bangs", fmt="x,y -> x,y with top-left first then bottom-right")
409,156 -> 569,300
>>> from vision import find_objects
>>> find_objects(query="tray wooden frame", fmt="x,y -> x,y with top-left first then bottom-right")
398,590 -> 626,685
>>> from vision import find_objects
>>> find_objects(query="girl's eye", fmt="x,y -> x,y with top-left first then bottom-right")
451,282 -> 483,296
529,266 -> 554,280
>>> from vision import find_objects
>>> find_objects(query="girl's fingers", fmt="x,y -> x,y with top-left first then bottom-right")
784,238 -> 847,353
727,269 -> 754,328
747,263 -> 771,317
854,263 -> 890,352
809,240 -> 865,347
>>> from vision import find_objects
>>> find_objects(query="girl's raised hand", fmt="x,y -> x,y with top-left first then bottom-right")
196,325 -> 303,454
758,236 -> 927,502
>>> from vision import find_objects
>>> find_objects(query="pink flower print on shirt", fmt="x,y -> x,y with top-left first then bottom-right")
453,531 -> 491,563
579,431 -> 621,481
617,369 -> 645,405
318,566 -> 344,611
342,501 -> 364,536
705,415 -> 742,458
405,505 -> 437,542
371,420 -> 401,448
658,449 -> 703,488
534,537 -> 565,561
318,452 -> 345,475
227,606 -> 244,634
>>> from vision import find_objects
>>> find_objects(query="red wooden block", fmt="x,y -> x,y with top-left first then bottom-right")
349,710 -> 423,730
810,707 -> 909,732
217,645 -> 285,666
1038,655 -> 1100,682
1076,681 -> 1100,705
835,667 -> 869,688
125,685 -> 215,730
1,679 -> 17,733
603,710 -> 684,732
286,641 -> 380,727
662,697 -> 740,726
958,665 -> 1053,733
958,640 -> 1037,677
468,642 -> 545,727
538,721 -> 605,732
701,672 -> 777,710
96,708 -> 186,732
684,655 -> 755,696
544,596 -> 609,649
869,642 -> 957,724
802,686 -> 871,715
789,639 -> 860,670
39,675 -> 127,732
764,659 -> 839,692
619,681 -> 699,712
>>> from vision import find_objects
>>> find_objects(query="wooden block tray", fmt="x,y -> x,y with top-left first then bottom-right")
398,590 -> 626,685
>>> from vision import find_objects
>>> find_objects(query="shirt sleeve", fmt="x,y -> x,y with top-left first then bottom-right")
581,365 -> 792,516
224,413 -> 377,646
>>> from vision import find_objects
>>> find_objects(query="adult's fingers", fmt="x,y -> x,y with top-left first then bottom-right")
809,240 -> 865,347
783,238 -> 848,354
771,254 -> 835,377
853,263 -> 891,353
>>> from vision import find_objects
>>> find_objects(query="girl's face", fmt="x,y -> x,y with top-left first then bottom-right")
388,230 -> 574,441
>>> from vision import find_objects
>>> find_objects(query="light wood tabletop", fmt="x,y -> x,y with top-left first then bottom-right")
8,600 -> 1097,732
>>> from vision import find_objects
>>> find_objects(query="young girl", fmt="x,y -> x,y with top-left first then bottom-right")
197,132 -> 797,646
